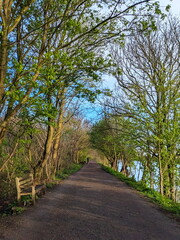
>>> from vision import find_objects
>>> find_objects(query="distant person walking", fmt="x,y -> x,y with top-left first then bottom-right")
86,157 -> 90,164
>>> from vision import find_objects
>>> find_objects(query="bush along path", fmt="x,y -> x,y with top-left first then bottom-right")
0,161 -> 179,240
102,165 -> 180,218
0,163 -> 84,216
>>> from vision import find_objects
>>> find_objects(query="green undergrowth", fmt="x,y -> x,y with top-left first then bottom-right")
1,163 -> 84,216
55,163 -> 84,181
46,163 -> 84,188
1,201 -> 26,216
102,165 -> 180,217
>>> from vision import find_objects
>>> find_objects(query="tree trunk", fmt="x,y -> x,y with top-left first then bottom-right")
0,120 -> 9,145
168,163 -> 175,201
44,97 -> 65,179
0,29 -> 8,102
51,100 -> 65,173
120,155 -> 129,177
112,158 -> 118,171
36,123 -> 54,179
159,157 -> 164,196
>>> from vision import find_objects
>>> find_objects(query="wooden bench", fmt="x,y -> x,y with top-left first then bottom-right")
15,174 -> 46,204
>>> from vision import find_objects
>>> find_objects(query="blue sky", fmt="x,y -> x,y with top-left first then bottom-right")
159,0 -> 180,15
103,0 -> 180,90
83,0 -> 180,121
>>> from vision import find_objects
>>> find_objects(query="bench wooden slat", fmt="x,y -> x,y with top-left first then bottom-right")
20,183 -> 33,189
20,192 -> 32,196
35,185 -> 45,193
19,178 -> 33,185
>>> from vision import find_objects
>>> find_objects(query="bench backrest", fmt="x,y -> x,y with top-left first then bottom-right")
16,175 -> 34,190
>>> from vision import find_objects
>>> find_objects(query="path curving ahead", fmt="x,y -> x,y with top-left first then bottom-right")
0,162 -> 179,240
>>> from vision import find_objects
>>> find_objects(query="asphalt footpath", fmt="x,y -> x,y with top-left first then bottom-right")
0,162 -> 179,240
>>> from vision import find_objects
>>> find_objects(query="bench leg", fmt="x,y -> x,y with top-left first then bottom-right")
32,185 -> 36,204
16,177 -> 21,203
17,193 -> 21,203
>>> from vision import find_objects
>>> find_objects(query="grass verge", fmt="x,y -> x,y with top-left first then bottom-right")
55,163 -> 84,181
45,163 -> 84,188
102,165 -> 180,217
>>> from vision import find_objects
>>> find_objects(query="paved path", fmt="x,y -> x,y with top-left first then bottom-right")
0,162 -> 179,240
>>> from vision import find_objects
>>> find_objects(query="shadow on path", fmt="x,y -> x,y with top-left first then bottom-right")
0,162 -> 179,240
